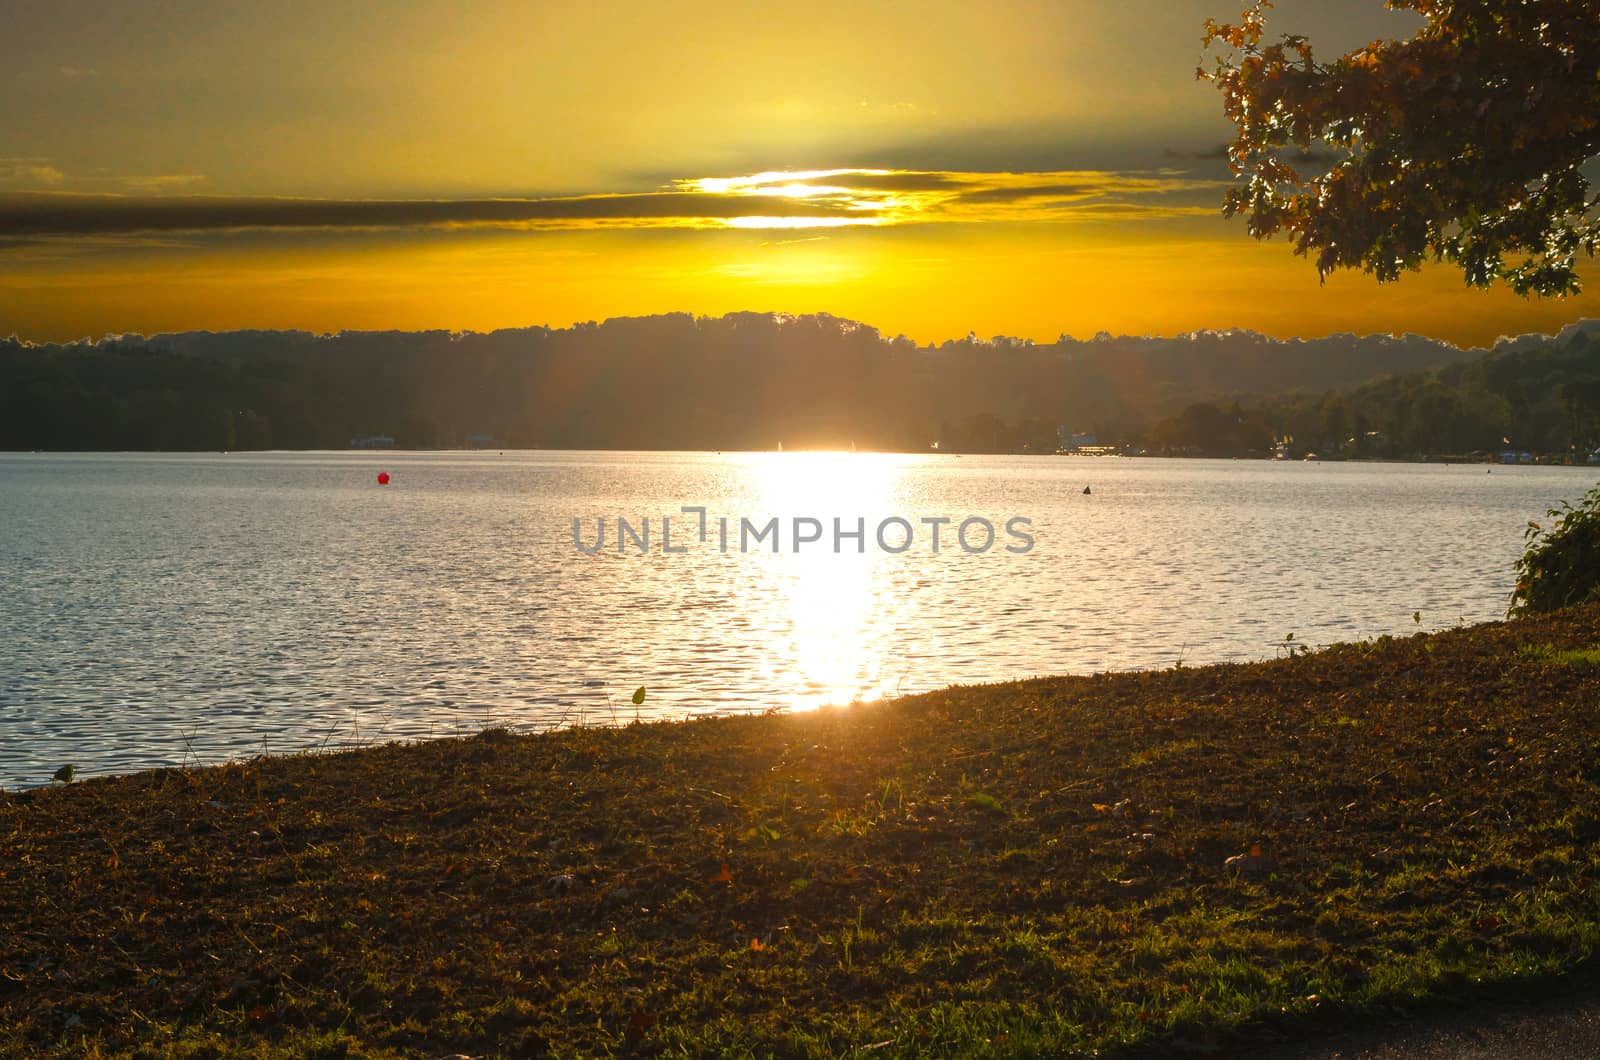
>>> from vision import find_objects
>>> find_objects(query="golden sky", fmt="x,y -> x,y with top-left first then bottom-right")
3,0 -> 1597,345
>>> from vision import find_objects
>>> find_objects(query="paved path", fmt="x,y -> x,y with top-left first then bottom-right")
1239,984 -> 1600,1059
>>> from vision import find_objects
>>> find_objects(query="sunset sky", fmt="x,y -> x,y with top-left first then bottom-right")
4,0 -> 1597,345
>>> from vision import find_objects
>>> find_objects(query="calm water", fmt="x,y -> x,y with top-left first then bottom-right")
0,450 -> 1591,787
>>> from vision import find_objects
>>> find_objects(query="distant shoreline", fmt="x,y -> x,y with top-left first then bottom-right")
7,446 -> 1600,467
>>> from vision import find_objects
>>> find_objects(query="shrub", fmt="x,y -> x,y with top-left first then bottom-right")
1510,481 -> 1600,616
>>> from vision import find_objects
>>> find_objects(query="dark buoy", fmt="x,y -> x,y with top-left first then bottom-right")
1082,485 -> 1092,495
377,472 -> 390,485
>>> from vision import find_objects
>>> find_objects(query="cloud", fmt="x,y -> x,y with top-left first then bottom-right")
0,190 -> 853,236
952,183 -> 1097,204
0,159 -> 66,187
805,171 -> 965,192
673,169 -> 1229,226
0,160 -> 207,193
1169,144 -> 1231,161
0,168 -> 1232,240
1166,143 -> 1347,165
118,174 -> 209,192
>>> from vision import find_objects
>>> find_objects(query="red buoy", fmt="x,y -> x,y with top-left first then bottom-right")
377,472 -> 390,485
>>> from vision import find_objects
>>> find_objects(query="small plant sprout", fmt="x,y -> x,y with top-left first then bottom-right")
632,685 -> 646,723
52,764 -> 75,784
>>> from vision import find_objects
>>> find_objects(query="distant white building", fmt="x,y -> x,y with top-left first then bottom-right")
1056,427 -> 1097,450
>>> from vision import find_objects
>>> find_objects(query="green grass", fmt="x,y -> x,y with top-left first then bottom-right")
1519,641 -> 1600,667
8,605 -> 1600,1057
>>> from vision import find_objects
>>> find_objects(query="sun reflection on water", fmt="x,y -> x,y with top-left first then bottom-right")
746,452 -> 906,710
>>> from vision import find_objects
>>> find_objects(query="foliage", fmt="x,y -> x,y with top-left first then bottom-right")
0,315 -> 1479,452
1149,399 -> 1275,457
1201,1 -> 1600,295
11,608 -> 1600,1055
3,314 -> 1593,458
1146,326 -> 1600,457
1511,481 -> 1600,616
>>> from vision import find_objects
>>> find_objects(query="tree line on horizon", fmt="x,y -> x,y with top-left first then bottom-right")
0,311 -> 1592,455
1151,328 -> 1600,459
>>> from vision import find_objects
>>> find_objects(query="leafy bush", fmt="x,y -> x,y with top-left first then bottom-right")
1510,482 -> 1600,616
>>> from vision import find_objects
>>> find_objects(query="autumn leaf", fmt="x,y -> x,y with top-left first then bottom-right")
625,1009 -> 659,1043
710,864 -> 732,884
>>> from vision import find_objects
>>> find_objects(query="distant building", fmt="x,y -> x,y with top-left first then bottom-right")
1056,427 -> 1098,451
350,435 -> 395,449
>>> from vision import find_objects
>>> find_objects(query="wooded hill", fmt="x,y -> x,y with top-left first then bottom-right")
0,312 -> 1589,453
1148,322 -> 1600,458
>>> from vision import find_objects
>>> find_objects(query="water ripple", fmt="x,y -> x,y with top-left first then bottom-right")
0,451 -> 1583,786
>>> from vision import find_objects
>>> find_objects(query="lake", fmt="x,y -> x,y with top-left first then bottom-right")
1,450 -> 1591,787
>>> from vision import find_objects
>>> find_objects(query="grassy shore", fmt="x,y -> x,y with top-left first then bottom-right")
7,608 -> 1600,1058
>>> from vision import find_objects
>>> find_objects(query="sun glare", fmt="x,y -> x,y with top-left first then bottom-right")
747,452 -> 906,710
683,170 -> 907,228
681,169 -> 894,196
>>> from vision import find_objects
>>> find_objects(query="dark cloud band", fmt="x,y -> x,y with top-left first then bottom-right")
0,167 -> 1228,240
0,191 -> 852,236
